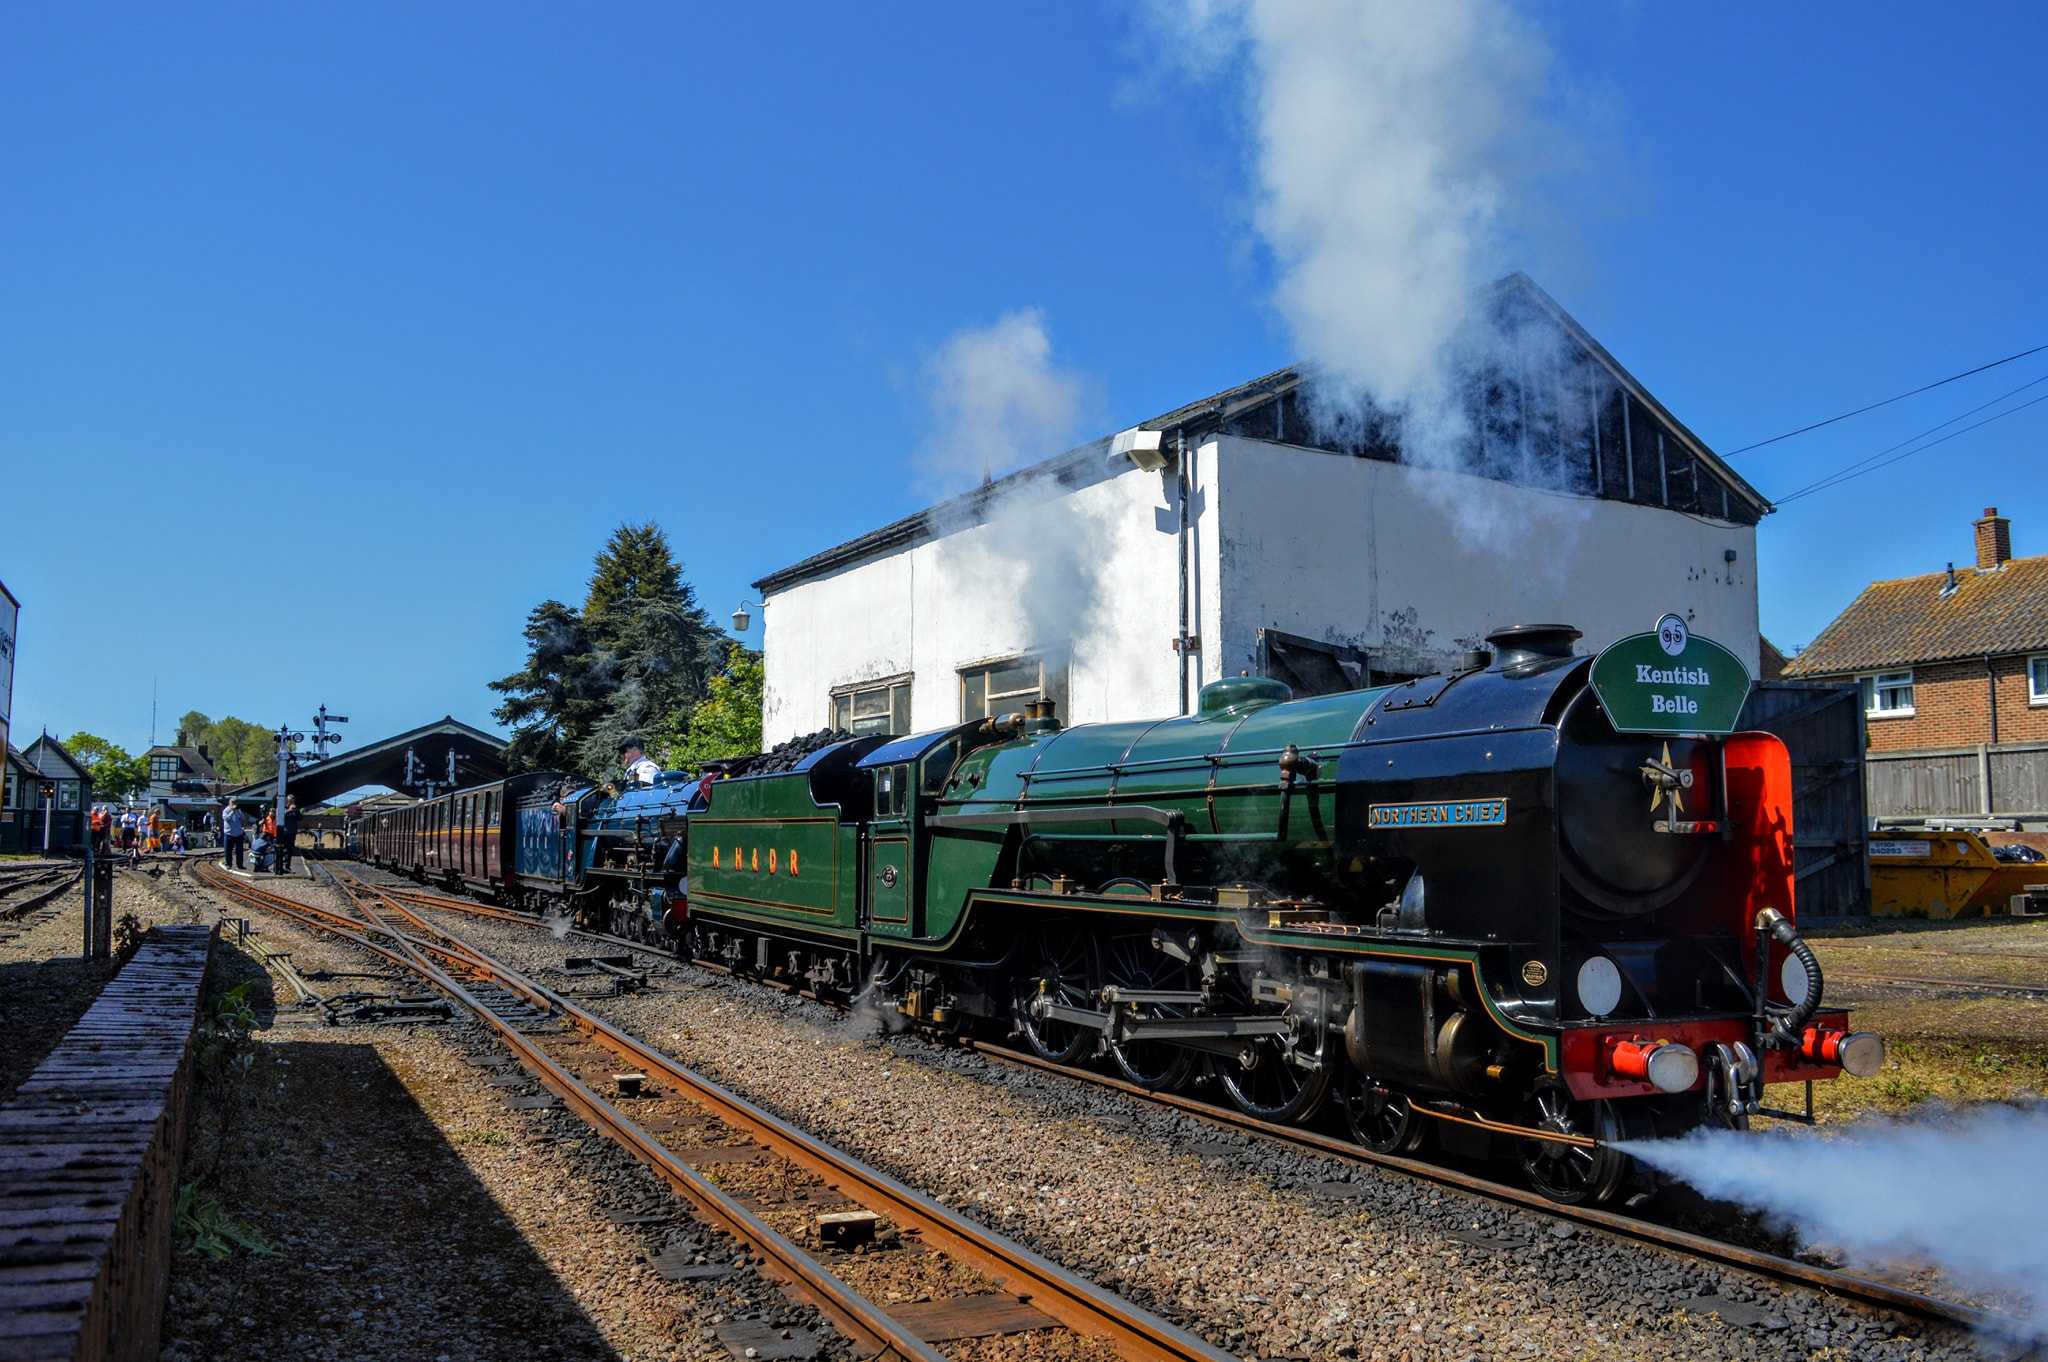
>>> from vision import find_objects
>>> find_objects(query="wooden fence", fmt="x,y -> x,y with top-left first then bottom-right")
1866,741 -> 2048,819
1738,682 -> 1870,920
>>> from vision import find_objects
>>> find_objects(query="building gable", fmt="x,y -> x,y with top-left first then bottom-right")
757,273 -> 1765,597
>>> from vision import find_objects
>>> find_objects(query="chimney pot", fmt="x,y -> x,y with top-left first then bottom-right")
1975,507 -> 2012,572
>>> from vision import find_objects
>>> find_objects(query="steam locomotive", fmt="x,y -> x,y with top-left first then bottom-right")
361,622 -> 1883,1203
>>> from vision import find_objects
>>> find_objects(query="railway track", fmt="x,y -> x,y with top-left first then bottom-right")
190,861 -> 1232,1362
353,866 -> 2033,1347
0,866 -> 80,923
1828,969 -> 2048,998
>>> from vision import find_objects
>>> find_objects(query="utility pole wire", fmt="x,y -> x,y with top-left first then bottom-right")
1776,384 -> 2048,505
1726,340 -> 2048,456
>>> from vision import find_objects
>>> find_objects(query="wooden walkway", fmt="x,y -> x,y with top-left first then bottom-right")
0,926 -> 216,1362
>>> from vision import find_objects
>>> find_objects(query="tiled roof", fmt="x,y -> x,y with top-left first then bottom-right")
1783,553 -> 2048,676
144,745 -> 219,781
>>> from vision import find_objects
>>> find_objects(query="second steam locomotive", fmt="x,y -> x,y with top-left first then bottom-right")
358,621 -> 1881,1203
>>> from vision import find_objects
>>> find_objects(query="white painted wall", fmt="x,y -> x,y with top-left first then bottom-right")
761,435 -> 1759,744
1212,435 -> 1760,680
761,458 -> 1219,744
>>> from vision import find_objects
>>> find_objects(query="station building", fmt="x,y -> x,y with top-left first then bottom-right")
2,736 -> 90,853
752,275 -> 1770,746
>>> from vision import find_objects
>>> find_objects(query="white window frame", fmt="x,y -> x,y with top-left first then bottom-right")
959,654 -> 1067,723
2029,654 -> 2048,706
829,673 -> 913,737
1859,670 -> 1915,718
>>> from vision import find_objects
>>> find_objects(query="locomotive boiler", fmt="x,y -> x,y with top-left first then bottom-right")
679,622 -> 1883,1203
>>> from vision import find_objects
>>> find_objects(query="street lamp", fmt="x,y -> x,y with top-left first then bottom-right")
732,599 -> 758,633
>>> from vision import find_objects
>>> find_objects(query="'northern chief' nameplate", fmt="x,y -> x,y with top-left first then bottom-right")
1590,620 -> 1753,735
1368,798 -> 1509,829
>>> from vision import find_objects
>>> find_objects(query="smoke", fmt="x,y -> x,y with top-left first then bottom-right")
920,309 -> 1093,489
1143,0 -> 1595,554
1622,1105 -> 2048,1337
545,910 -> 571,941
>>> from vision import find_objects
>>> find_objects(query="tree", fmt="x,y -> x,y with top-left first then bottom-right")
491,522 -> 724,777
488,601 -> 610,772
174,711 -> 277,785
658,644 -> 763,770
64,733 -> 148,799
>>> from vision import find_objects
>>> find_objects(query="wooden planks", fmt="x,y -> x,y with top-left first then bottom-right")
0,926 -> 215,1362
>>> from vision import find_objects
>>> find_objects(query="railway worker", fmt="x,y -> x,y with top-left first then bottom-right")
279,796 -> 301,872
619,737 -> 660,788
220,800 -> 246,870
90,805 -> 109,855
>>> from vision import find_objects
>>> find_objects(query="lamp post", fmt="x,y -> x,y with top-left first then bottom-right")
39,780 -> 54,854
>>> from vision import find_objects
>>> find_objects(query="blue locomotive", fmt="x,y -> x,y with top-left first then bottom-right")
356,768 -> 703,941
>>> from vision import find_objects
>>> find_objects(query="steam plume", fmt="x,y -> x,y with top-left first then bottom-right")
921,309 -> 1092,488
1622,1106 -> 2048,1337
918,310 -> 1127,709
1146,0 -> 1590,551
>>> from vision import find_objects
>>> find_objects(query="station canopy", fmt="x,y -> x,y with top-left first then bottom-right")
231,716 -> 508,807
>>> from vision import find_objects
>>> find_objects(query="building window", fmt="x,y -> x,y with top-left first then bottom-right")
2031,655 -> 2048,706
831,675 -> 912,737
58,781 -> 79,811
960,655 -> 1067,722
150,756 -> 180,783
1860,670 -> 1915,718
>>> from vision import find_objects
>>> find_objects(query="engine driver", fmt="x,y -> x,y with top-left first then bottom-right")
619,737 -> 660,788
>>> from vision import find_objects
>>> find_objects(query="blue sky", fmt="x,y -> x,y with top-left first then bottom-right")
4,3 -> 2044,760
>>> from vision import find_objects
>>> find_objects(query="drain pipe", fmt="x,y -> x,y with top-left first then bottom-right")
1177,428 -> 1191,715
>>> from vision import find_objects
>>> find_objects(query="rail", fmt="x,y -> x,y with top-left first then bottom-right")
193,863 -> 1231,1362
357,868 -> 2028,1344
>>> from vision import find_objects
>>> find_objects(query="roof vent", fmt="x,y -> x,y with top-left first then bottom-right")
1484,624 -> 1582,668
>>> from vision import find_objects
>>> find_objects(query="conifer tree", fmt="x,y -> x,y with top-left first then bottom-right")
491,522 -> 722,776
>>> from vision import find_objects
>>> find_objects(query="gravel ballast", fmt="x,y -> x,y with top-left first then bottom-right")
372,886 -> 1993,1362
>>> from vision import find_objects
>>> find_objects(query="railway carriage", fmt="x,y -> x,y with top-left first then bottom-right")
357,768 -> 703,942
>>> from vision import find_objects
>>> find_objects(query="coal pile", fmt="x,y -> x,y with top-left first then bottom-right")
717,729 -> 856,778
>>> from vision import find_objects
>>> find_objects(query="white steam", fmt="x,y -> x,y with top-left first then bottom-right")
1623,1106 -> 2048,1337
918,309 -> 1134,711
921,309 -> 1092,488
1147,0 -> 1591,553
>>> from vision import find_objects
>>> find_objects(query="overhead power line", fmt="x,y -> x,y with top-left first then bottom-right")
1775,375 -> 2048,505
1726,340 -> 2048,456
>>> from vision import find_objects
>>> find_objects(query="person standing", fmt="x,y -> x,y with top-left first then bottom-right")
220,800 -> 246,870
279,796 -> 301,873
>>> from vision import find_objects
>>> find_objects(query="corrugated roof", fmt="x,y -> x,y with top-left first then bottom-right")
1783,553 -> 2048,677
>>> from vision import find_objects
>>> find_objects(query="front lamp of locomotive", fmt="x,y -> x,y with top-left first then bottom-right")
1576,955 -> 1623,1018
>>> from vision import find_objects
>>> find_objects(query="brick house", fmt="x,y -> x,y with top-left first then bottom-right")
1784,507 -> 2048,819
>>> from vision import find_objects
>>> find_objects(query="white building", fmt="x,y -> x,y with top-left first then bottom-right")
754,276 -> 1770,745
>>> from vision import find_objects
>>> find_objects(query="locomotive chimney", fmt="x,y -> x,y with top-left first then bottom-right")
1484,624 -> 1582,668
